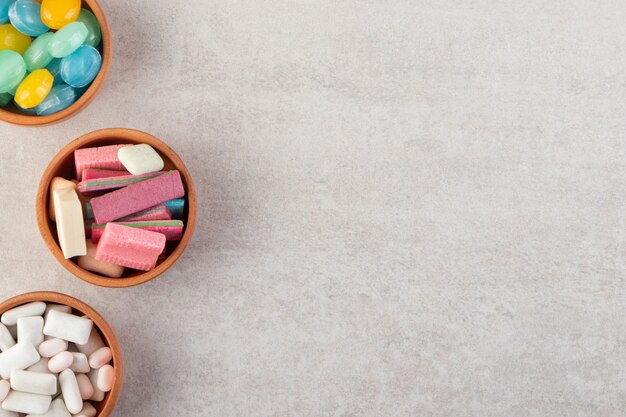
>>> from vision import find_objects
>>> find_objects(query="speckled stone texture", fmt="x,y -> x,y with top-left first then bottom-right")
0,1 -> 624,416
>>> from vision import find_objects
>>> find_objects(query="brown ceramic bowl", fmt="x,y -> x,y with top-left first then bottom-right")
36,128 -> 197,288
0,291 -> 123,417
0,0 -> 112,126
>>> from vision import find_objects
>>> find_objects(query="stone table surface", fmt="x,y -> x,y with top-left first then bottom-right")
0,1 -> 624,416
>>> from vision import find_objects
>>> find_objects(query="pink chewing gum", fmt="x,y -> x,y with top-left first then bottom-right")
74,145 -> 130,181
82,168 -> 129,181
95,223 -> 166,271
76,171 -> 166,196
90,170 -> 185,224
119,204 -> 171,222
91,220 -> 184,243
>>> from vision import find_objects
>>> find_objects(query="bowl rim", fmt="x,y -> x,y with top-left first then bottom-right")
35,128 -> 197,288
0,0 -> 112,127
0,291 -> 123,417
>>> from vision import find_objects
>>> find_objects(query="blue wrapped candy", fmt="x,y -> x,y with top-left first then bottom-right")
0,0 -> 14,24
8,0 -> 48,37
60,44 -> 101,88
34,82 -> 77,115
45,58 -> 64,85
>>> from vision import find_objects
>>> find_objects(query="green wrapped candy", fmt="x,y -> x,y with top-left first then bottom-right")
47,22 -> 88,58
24,32 -> 55,72
76,9 -> 101,48
0,50 -> 26,94
0,92 -> 11,106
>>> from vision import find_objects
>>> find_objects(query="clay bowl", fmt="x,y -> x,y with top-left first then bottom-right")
0,291 -> 123,417
36,128 -> 197,288
0,0 -> 112,126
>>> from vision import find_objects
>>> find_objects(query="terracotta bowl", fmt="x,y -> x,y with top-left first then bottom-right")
36,128 -> 197,288
0,0 -> 112,126
0,291 -> 123,417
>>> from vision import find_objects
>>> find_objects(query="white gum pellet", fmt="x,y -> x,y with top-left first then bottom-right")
0,325 -> 15,352
1,303 -> 46,327
25,397 -> 71,417
38,339 -> 68,358
44,305 -> 72,321
87,369 -> 104,402
68,353 -> 89,374
47,352 -> 73,374
27,358 -> 51,374
75,328 -> 103,357
2,390 -> 51,414
53,188 -> 87,259
75,374 -> 93,400
87,347 -> 111,369
0,343 -> 40,379
59,369 -> 82,414
43,311 -> 93,345
96,364 -> 113,392
16,317 -> 44,348
118,144 -> 164,175
49,176 -> 77,222
10,370 -> 57,396
0,380 -> 9,401
73,402 -> 96,417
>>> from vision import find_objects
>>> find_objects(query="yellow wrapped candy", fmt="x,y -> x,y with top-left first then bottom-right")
40,0 -> 81,30
0,24 -> 32,54
14,69 -> 54,109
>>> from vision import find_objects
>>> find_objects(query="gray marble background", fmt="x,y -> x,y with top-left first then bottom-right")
0,1 -> 624,416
